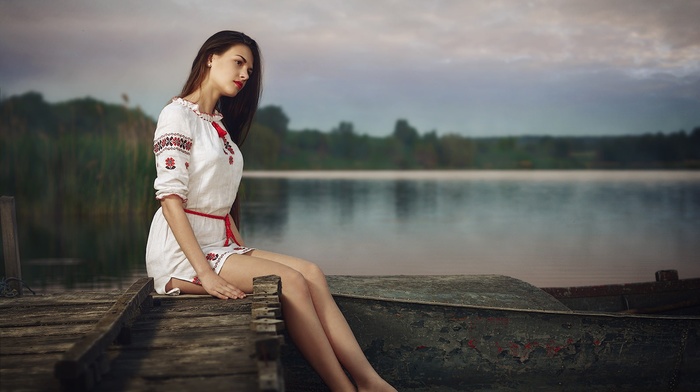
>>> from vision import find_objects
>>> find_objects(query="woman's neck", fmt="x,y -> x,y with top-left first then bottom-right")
183,86 -> 219,115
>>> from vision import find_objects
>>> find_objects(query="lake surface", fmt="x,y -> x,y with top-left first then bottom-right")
6,171 -> 700,293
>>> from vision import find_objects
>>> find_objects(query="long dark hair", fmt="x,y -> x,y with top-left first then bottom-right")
180,31 -> 262,228
179,30 -> 262,146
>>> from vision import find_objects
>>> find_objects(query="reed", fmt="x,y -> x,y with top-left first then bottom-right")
1,132 -> 158,218
1,93 -> 159,219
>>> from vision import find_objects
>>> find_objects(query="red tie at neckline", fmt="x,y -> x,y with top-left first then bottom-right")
211,122 -> 228,138
184,209 -> 239,247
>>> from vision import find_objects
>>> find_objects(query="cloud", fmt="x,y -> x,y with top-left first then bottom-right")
1,0 -> 698,136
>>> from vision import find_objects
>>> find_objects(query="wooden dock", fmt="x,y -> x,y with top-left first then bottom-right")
0,276 -> 286,392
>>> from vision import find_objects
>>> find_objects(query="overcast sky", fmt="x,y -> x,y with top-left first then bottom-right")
1,0 -> 699,137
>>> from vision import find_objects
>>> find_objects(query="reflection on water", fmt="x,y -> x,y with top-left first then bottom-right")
2,212 -> 151,293
4,171 -> 699,292
241,171 -> 700,287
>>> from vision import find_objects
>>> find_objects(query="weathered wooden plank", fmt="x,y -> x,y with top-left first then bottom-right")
1,196 -> 22,297
0,323 -> 94,339
52,276 -> 285,391
138,298 -> 251,318
1,335 -> 91,355
252,275 -> 285,392
2,362 -> 65,378
328,292 -> 700,391
153,296 -> 251,308
85,287 -> 265,391
0,353 -> 63,392
253,306 -> 282,319
258,359 -> 284,392
101,346 -> 257,377
94,374 -> 258,392
114,333 -> 253,351
135,306 -> 252,321
0,299 -> 113,311
54,277 -> 153,385
131,316 -> 252,331
0,292 -> 128,392
0,306 -> 112,327
129,314 -> 252,332
0,293 -> 120,308
255,336 -> 281,361
0,352 -> 63,370
253,275 -> 282,295
0,370 -> 60,392
250,317 -> 284,334
327,274 -> 571,311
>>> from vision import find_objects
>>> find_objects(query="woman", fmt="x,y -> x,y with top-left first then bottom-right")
145,31 -> 396,392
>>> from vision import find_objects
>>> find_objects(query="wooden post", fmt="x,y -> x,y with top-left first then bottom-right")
1,196 -> 22,297
54,277 -> 154,390
251,275 -> 285,391
656,270 -> 679,282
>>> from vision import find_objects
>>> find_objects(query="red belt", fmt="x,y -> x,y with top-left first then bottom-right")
184,209 -> 240,246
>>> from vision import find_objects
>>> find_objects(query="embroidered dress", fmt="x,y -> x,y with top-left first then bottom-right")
146,98 -> 253,295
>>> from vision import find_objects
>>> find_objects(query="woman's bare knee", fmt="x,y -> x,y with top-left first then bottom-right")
280,269 -> 310,297
301,262 -> 327,286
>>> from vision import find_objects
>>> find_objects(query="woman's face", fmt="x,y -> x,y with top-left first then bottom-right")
208,44 -> 254,98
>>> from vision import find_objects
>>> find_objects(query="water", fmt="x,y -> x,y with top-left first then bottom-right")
6,171 -> 700,293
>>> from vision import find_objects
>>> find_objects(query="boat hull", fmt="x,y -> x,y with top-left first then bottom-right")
281,275 -> 700,391
333,294 -> 699,391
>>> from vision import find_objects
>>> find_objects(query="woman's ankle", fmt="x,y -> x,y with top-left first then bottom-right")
356,374 -> 396,392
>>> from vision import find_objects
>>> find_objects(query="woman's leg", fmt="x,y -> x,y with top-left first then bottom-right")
218,253 -> 357,392
243,250 -> 395,392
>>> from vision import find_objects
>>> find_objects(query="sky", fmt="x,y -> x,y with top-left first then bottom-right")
1,0 -> 699,137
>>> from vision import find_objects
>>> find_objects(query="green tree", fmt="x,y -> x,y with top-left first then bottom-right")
329,121 -> 357,160
391,119 -> 420,168
254,105 -> 289,138
393,119 -> 419,148
440,134 -> 474,168
242,123 -> 280,168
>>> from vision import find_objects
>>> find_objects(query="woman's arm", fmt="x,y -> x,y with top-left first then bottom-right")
160,195 -> 246,299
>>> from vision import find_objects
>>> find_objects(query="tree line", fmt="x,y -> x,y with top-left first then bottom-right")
1,92 -> 699,216
248,105 -> 700,170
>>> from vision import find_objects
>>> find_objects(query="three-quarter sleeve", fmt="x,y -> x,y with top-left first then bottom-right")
152,106 -> 193,202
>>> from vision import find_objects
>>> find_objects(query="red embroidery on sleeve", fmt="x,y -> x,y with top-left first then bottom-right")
154,133 -> 193,155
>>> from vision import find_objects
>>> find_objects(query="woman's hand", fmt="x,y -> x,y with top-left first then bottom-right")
199,270 -> 247,300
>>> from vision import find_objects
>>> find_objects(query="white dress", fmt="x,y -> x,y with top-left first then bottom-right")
146,98 -> 253,295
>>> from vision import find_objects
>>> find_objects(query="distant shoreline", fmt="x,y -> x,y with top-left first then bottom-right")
243,170 -> 700,182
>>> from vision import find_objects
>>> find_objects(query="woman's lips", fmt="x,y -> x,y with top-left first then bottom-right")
234,81 -> 243,89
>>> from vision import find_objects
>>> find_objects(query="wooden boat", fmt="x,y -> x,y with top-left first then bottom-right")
282,273 -> 700,391
542,270 -> 700,315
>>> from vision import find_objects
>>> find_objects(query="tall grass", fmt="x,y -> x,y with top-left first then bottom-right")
2,132 -> 158,218
1,93 -> 159,218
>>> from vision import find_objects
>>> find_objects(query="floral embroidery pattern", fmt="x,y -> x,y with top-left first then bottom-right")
153,133 -> 193,155
229,156 -> 234,165
185,161 -> 190,170
222,139 -> 235,155
207,252 -> 224,270
192,276 -> 201,285
165,157 -> 176,170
